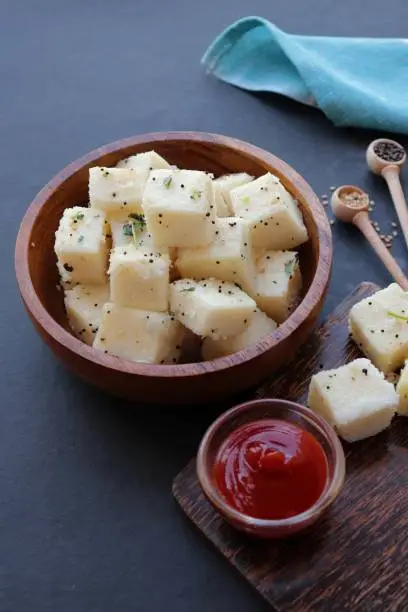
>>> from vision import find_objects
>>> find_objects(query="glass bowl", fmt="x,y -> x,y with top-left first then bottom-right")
196,398 -> 346,539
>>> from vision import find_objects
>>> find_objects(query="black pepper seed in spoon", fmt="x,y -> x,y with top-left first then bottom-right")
373,141 -> 405,163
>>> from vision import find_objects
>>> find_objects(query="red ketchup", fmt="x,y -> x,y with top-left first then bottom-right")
214,419 -> 328,520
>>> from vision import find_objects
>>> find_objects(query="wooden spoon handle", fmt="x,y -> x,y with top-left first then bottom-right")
381,166 -> 408,249
353,212 -> 408,290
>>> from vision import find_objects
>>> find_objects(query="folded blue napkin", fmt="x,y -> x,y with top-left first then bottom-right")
202,17 -> 408,134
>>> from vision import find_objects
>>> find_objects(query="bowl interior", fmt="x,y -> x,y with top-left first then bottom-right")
22,134 -> 323,353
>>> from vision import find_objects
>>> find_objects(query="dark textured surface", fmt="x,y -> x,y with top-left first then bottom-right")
1,1 -> 408,611
173,284 -> 408,612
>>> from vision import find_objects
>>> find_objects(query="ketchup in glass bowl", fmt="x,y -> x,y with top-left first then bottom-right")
197,399 -> 345,538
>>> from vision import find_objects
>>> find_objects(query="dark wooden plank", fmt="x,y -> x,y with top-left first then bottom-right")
172,283 -> 408,612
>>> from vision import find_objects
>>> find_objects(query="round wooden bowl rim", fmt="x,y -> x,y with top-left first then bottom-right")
15,131 -> 332,379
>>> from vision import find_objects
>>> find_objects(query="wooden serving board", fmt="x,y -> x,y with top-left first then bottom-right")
172,283 -> 408,612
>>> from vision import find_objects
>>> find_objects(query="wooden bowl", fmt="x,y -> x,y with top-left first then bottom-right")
15,132 -> 332,404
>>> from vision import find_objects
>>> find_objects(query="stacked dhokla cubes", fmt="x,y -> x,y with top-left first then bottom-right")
308,283 -> 408,441
55,150 -> 308,364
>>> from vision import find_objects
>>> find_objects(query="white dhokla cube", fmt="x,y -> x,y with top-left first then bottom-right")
89,166 -> 147,215
213,173 -> 254,217
109,245 -> 170,311
253,251 -> 302,322
143,169 -> 215,247
109,213 -> 175,257
116,150 -> 171,171
94,303 -> 185,364
170,279 -> 256,340
308,358 -> 398,442
55,206 -> 109,285
349,283 -> 408,373
202,309 -> 277,360
396,361 -> 408,416
64,283 -> 110,345
175,218 -> 256,293
109,214 -> 145,249
230,173 -> 308,250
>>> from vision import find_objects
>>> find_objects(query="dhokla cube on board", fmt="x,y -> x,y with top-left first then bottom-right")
230,173 -> 308,250
109,245 -> 170,311
307,358 -> 398,442
253,250 -> 302,322
213,173 -> 254,217
54,206 -> 109,285
202,309 -> 277,360
175,217 -> 256,293
170,279 -> 256,340
116,150 -> 171,172
64,283 -> 110,345
94,303 -> 185,364
89,166 -> 147,215
143,169 -> 215,247
349,283 -> 408,373
396,360 -> 408,415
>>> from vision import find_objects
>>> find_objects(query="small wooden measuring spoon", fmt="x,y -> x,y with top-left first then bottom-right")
366,138 -> 408,249
331,185 -> 408,290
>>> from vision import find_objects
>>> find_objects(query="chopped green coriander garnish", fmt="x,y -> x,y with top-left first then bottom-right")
242,196 -> 250,204
163,175 -> 172,189
190,190 -> 202,201
123,214 -> 146,243
180,287 -> 195,292
78,234 -> 84,243
387,310 -> 408,322
73,212 -> 85,221
122,223 -> 133,237
131,215 -> 146,238
128,213 -> 145,223
284,257 -> 297,276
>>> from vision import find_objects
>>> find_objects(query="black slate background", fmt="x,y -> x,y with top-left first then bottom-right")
1,1 -> 407,611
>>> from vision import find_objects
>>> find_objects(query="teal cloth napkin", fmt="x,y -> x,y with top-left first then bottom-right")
202,17 -> 408,134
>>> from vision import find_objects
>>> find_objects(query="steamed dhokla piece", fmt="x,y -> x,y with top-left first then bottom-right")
64,283 -> 110,345
109,214 -> 147,249
253,251 -> 302,322
109,245 -> 170,311
349,283 -> 408,373
110,213 -> 157,250
143,169 -> 215,247
89,166 -> 146,215
94,303 -> 185,364
308,359 -> 398,442
396,361 -> 408,415
170,279 -> 256,340
230,173 -> 308,250
55,206 -> 109,285
213,173 -> 254,217
116,150 -> 171,171
109,213 -> 175,257
202,309 -> 277,360
175,218 -> 256,293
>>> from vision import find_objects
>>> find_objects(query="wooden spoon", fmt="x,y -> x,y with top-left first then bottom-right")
366,138 -> 408,249
331,185 -> 408,290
